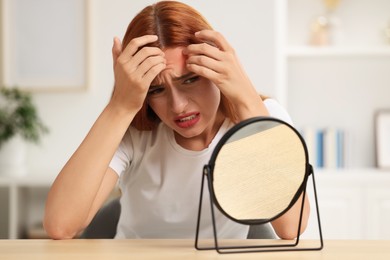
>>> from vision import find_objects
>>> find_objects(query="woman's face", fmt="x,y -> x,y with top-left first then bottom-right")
147,47 -> 223,149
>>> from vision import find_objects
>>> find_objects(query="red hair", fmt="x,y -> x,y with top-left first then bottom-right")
123,1 -> 238,130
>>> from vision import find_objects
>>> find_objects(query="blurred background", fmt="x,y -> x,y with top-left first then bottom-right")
0,0 -> 389,240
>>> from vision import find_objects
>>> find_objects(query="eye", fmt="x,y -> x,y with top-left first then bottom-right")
183,75 -> 200,85
147,85 -> 164,96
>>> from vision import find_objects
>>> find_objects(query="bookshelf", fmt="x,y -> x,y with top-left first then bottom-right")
277,0 -> 390,169
287,46 -> 390,57
280,0 -> 390,239
303,168 -> 390,239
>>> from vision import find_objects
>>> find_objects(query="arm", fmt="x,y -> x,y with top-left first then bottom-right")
44,35 -> 166,239
184,30 -> 269,121
184,30 -> 310,239
271,193 -> 310,239
43,105 -> 131,239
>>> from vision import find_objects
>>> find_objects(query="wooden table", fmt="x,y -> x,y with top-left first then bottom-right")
0,239 -> 389,260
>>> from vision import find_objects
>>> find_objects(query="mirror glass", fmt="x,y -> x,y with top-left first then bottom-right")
211,118 -> 308,224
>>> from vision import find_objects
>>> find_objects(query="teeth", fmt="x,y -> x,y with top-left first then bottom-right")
179,115 -> 196,122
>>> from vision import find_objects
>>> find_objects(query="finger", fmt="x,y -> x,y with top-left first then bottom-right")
194,30 -> 233,52
130,47 -> 165,68
186,63 -> 219,83
184,43 -> 223,62
143,62 -> 167,84
121,35 -> 159,58
186,54 -> 223,74
137,55 -> 166,79
112,37 -> 122,67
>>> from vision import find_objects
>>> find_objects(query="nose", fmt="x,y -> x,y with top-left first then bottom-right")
168,87 -> 188,114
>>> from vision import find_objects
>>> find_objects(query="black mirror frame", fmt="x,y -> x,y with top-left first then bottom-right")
209,117 -> 308,226
194,116 -> 324,254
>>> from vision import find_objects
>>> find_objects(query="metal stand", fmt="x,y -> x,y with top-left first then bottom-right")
194,164 -> 324,254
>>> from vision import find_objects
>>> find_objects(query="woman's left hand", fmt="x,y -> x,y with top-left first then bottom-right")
184,30 -> 268,120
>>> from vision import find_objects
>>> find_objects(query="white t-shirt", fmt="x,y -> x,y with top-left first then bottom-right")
109,99 -> 292,239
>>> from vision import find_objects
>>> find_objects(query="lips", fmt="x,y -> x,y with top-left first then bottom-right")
178,114 -> 197,122
175,113 -> 200,128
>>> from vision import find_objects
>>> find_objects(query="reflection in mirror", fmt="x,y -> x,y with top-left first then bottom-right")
212,121 -> 307,224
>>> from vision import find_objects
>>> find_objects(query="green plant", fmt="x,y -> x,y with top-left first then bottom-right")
0,87 -> 48,148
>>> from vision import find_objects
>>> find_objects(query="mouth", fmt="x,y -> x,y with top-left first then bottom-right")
175,113 -> 200,128
178,114 -> 197,122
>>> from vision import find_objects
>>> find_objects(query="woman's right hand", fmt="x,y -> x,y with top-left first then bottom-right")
111,35 -> 166,113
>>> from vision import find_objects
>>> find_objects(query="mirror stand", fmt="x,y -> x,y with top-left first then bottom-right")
194,164 -> 324,254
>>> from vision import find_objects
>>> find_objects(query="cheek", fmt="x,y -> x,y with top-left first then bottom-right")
202,83 -> 221,106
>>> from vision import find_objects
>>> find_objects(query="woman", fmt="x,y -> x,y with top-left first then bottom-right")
44,1 -> 309,240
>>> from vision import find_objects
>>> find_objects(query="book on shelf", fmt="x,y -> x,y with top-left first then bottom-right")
301,127 -> 345,170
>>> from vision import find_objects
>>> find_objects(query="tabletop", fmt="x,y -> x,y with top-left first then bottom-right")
0,239 -> 389,260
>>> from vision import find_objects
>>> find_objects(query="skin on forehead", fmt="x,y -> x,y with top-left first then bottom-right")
151,47 -> 190,86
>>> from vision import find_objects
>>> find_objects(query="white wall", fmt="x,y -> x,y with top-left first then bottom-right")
22,0 -> 277,177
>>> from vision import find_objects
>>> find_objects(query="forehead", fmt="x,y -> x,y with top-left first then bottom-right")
164,47 -> 186,65
153,47 -> 188,84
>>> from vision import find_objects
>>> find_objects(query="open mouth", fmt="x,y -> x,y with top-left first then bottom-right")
175,113 -> 200,128
178,114 -> 197,122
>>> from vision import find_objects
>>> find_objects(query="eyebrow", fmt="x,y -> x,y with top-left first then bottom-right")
150,72 -> 195,88
172,72 -> 195,82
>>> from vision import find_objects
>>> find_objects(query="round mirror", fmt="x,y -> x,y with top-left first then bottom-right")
209,117 -> 309,225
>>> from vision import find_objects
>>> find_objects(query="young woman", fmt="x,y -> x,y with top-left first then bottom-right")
44,1 -> 310,240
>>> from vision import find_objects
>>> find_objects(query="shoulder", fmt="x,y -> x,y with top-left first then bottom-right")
110,124 -> 168,176
123,124 -> 160,144
263,98 -> 293,125
123,123 -> 173,150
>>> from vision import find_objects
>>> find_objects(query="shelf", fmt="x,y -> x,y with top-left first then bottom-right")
0,167 -> 56,187
315,168 -> 390,174
286,46 -> 390,58
0,176 -> 53,187
313,168 -> 390,182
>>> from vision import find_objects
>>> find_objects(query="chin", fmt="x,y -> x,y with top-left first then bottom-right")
174,126 -> 204,138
